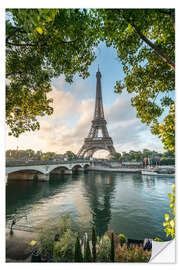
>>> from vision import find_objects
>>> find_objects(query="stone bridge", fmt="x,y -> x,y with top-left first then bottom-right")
6,160 -> 91,182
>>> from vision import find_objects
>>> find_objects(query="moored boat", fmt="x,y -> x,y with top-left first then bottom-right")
141,167 -> 175,177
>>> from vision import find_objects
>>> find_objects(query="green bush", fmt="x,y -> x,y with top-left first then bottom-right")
56,215 -> 72,235
37,215 -> 73,258
53,229 -> 76,262
163,184 -> 175,239
96,235 -> 111,262
118,234 -> 126,246
38,227 -> 55,258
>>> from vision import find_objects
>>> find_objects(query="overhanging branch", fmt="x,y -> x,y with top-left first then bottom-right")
131,23 -> 175,71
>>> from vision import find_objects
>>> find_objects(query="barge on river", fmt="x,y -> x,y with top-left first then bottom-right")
141,166 -> 175,177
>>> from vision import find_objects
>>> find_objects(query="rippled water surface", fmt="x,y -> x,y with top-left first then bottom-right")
6,171 -> 175,240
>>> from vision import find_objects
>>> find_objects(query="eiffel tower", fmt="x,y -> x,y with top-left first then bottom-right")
77,67 -> 116,158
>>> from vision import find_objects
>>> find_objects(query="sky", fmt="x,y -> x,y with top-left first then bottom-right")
6,42 -> 165,158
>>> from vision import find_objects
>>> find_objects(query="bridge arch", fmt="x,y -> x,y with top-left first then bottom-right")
7,169 -> 46,181
72,164 -> 84,172
49,165 -> 70,174
7,167 -> 46,175
83,163 -> 90,170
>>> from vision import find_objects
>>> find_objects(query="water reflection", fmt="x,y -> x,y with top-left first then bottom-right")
6,175 -> 73,219
82,172 -> 116,236
6,172 -> 175,240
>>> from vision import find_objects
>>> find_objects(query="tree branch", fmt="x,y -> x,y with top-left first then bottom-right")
131,23 -> 175,71
116,9 -> 175,72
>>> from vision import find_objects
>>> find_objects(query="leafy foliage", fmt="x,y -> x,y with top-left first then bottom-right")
152,104 -> 175,153
6,9 -> 100,136
53,229 -> 76,262
110,148 -> 175,164
64,151 -> 77,160
118,234 -> 127,246
115,244 -> 151,262
36,220 -> 152,262
37,215 -> 72,258
111,152 -> 121,161
163,184 -> 175,239
96,235 -> 111,262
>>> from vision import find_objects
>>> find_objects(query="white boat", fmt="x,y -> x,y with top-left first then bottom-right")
141,167 -> 175,177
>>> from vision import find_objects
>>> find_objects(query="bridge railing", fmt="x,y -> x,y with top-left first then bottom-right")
6,159 -> 90,167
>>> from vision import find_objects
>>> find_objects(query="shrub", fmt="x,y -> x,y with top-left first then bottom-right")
118,234 -> 126,246
53,229 -> 76,262
115,244 -> 151,262
38,227 -> 55,258
37,215 -> 73,259
96,235 -> 111,262
163,184 -> 175,239
56,215 -> 72,236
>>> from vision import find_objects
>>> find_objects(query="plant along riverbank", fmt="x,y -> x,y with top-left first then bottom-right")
6,216 -> 151,263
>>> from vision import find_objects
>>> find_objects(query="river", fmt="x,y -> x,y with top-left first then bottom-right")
6,171 -> 175,240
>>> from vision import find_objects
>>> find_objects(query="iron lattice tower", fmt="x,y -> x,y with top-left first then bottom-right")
77,68 -> 116,158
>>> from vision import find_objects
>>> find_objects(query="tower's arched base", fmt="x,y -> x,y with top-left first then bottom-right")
77,137 -> 116,158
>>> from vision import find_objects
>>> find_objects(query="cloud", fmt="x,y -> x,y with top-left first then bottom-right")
105,93 -> 136,124
52,75 -> 94,100
35,88 -> 162,156
6,77 -> 164,156
36,98 -> 95,154
47,86 -> 79,119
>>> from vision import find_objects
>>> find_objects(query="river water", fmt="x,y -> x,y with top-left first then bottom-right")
6,171 -> 175,240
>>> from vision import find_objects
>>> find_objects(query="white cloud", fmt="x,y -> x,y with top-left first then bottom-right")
47,86 -> 79,119
6,78 -> 164,156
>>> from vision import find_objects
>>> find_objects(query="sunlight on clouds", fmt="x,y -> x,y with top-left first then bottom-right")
47,86 -> 79,119
6,77 -> 164,156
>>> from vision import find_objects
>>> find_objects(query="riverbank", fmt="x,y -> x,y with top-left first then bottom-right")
6,227 -> 152,263
6,229 -> 37,262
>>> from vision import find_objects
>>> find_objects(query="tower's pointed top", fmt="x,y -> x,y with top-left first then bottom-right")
96,64 -> 101,78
